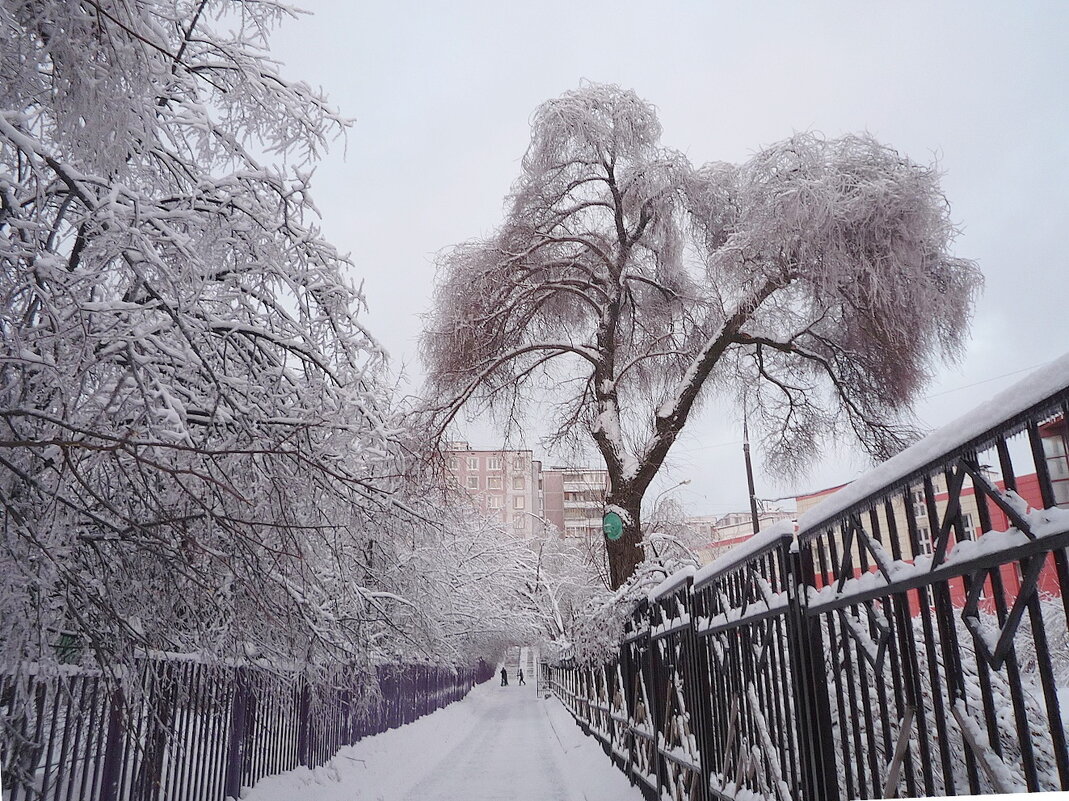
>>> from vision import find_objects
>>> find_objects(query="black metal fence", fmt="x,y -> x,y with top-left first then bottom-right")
549,366 -> 1069,800
1,657 -> 493,801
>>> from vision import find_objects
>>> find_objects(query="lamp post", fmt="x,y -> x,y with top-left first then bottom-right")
743,417 -> 760,535
651,478 -> 692,513
647,479 -> 692,558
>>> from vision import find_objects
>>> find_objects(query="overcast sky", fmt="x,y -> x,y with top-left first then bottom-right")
269,2 -> 1069,517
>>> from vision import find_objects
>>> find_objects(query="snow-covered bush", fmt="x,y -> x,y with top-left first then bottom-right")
564,542 -> 698,664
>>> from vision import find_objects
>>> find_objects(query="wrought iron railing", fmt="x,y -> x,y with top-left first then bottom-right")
1,656 -> 493,801
549,357 -> 1069,800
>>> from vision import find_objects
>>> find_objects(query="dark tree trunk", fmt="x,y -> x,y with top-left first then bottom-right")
605,489 -> 643,590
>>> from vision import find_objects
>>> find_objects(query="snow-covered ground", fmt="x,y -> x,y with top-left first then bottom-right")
239,671 -> 643,801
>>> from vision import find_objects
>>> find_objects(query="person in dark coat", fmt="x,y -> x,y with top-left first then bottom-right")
500,667 -> 508,686
518,669 -> 526,685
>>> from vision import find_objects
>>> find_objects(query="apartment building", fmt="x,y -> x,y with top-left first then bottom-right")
541,466 -> 610,543
684,514 -> 719,543
688,509 -> 793,565
445,442 -> 542,538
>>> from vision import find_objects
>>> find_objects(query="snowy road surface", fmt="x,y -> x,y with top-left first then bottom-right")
241,675 -> 644,801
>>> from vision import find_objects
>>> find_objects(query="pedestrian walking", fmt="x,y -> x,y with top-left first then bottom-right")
500,667 -> 508,686
518,669 -> 526,685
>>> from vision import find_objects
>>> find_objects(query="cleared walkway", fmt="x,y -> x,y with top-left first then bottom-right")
401,680 -> 580,800
242,663 -> 643,801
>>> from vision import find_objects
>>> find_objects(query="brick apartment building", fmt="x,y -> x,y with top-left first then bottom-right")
541,467 -> 611,543
445,442 -> 542,538
444,444 -> 610,543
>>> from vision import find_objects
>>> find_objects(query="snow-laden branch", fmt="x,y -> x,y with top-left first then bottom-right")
0,0 -> 509,684
423,82 -> 981,588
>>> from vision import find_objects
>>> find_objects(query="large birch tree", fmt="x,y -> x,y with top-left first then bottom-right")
423,83 -> 982,588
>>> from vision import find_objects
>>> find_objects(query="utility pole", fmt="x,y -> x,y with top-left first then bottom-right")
743,417 -> 760,535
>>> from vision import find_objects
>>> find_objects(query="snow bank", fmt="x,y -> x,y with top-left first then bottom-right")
799,353 -> 1069,534
235,687 -> 484,801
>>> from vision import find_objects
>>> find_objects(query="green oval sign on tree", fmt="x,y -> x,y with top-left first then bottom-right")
603,511 -> 624,541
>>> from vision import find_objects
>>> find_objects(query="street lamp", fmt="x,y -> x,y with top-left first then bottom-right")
651,478 -> 692,512
646,479 -> 692,558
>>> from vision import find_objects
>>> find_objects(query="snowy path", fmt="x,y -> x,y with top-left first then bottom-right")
242,672 -> 643,801
399,682 -> 578,800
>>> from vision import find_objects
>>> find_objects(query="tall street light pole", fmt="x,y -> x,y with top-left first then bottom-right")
743,417 -> 760,535
651,478 -> 692,513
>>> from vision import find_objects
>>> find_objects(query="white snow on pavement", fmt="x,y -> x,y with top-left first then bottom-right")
239,678 -> 644,801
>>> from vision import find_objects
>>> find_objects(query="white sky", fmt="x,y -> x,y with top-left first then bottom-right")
270,1 -> 1069,517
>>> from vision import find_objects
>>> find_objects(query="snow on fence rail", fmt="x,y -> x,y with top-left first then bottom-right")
0,656 -> 493,801
548,356 -> 1069,800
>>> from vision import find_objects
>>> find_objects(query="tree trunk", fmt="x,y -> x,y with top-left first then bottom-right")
605,490 -> 643,590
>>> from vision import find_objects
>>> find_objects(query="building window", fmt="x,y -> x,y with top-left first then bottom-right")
915,526 -> 933,555
513,516 -> 526,529
1056,480 -> 1069,508
487,495 -> 502,508
487,476 -> 502,490
487,456 -> 501,471
513,476 -> 525,490
467,456 -> 479,471
449,457 -> 458,471
513,455 -> 526,469
467,476 -> 479,490
514,496 -> 525,510
1043,430 -> 1069,508
911,489 -> 927,520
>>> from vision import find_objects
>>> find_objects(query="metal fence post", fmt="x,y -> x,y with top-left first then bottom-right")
138,660 -> 175,801
640,602 -> 664,799
296,679 -> 312,767
223,668 -> 249,799
677,578 -> 711,801
787,539 -> 838,800
98,686 -> 125,801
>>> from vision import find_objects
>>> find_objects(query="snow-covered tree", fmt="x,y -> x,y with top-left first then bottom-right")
423,83 -> 982,588
386,498 -> 538,665
510,524 -> 604,646
644,495 -> 701,561
0,0 -> 412,673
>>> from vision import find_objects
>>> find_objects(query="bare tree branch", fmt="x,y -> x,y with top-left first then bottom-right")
423,82 -> 981,588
